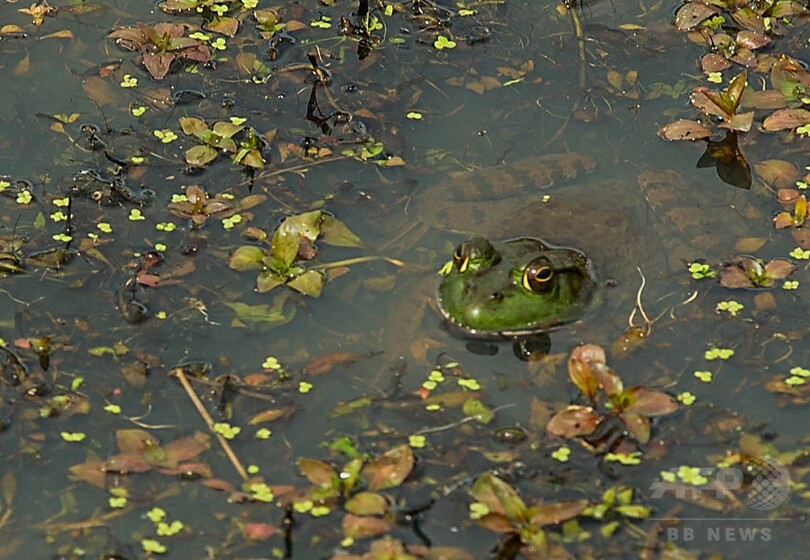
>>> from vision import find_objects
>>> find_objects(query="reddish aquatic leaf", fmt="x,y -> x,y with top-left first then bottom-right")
205,16 -> 239,37
303,351 -> 370,376
624,388 -> 679,416
243,522 -> 277,540
736,30 -> 770,50
774,212 -> 795,229
741,89 -> 790,110
657,119 -> 712,141
762,108 -> 810,131
690,89 -> 729,119
755,162 -> 801,190
68,451 -> 106,488
592,364 -> 624,397
567,344 -> 604,400
674,2 -> 719,31
719,265 -> 754,289
143,52 -> 175,80
344,491 -> 389,516
470,472 -> 526,520
296,237 -> 318,261
793,228 -> 810,249
720,111 -> 754,132
202,478 -> 235,492
763,259 -> 797,280
730,48 -> 756,67
546,406 -> 600,438
777,188 -> 801,205
341,513 -> 393,539
530,499 -> 590,526
701,54 -> 730,74
136,272 -> 160,287
249,407 -> 294,425
477,512 -> 515,533
164,431 -> 210,463
158,462 -> 212,477
620,412 -> 651,443
101,454 -> 152,473
363,444 -> 414,491
297,458 -> 338,487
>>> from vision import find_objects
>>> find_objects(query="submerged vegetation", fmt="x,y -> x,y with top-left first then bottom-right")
0,0 -> 809,558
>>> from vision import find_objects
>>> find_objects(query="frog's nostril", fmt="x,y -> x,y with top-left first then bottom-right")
491,292 -> 503,301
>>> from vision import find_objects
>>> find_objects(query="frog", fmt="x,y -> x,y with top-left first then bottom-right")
407,151 -> 752,340
437,236 -> 598,338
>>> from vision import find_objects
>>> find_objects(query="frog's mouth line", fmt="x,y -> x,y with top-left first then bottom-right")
436,308 -> 574,340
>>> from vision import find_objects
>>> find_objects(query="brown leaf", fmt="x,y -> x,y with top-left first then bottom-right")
741,89 -> 790,110
701,53 -> 731,74
763,259 -> 796,280
675,2 -> 719,31
776,188 -> 801,205
344,491 -> 389,516
762,108 -> 810,131
243,522 -> 277,540
567,344 -> 604,400
690,89 -> 729,119
621,411 -> 651,443
363,444 -> 414,491
248,407 -> 294,425
101,454 -> 152,473
624,388 -> 679,416
470,472 -> 526,519
754,161 -> 800,190
546,405 -> 600,438
477,512 -> 515,533
68,451 -> 106,488
163,431 -> 210,463
297,458 -> 338,487
157,462 -> 212,477
530,499 -> 590,526
792,227 -> 810,249
303,351 -> 370,376
719,267 -> 753,289
341,513 -> 393,539
143,51 -> 175,80
116,429 -> 158,455
736,30 -> 770,49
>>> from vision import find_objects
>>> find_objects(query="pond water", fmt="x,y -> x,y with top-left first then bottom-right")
0,0 -> 808,558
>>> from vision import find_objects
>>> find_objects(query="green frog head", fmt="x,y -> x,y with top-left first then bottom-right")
437,237 -> 599,338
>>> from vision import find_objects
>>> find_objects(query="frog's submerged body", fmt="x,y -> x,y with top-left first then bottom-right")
411,152 -> 745,338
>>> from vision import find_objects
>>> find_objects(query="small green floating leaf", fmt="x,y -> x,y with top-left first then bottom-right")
141,538 -> 166,554
705,347 -> 734,360
434,35 -> 456,49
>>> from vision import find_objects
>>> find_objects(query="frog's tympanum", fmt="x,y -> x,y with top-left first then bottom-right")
438,237 -> 598,338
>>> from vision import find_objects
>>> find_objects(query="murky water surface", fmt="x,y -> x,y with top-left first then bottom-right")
0,0 -> 807,558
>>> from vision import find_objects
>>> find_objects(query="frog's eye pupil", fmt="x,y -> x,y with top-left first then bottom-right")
523,261 -> 554,292
536,266 -> 553,281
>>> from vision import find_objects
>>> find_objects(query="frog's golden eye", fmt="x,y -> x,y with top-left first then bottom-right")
523,260 -> 554,292
453,246 -> 470,272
